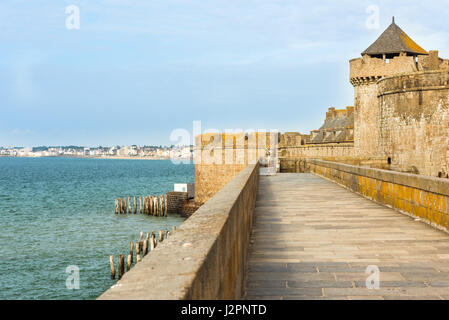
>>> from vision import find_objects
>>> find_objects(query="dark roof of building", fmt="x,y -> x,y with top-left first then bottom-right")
319,113 -> 353,131
362,17 -> 428,56
310,112 -> 354,144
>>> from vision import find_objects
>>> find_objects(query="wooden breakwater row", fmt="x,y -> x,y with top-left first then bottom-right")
109,227 -> 176,280
114,194 -> 167,216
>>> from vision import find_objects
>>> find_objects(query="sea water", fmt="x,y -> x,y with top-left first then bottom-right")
0,157 -> 194,300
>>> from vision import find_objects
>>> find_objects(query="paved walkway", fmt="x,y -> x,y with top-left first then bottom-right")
244,173 -> 449,300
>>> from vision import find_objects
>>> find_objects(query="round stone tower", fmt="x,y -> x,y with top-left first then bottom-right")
349,17 -> 428,159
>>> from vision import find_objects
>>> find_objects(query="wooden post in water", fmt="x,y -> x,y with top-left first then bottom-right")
143,239 -> 149,257
128,197 -> 131,214
114,199 -> 118,214
159,195 -> 163,216
127,254 -> 132,271
145,197 -> 149,215
150,234 -> 155,250
118,199 -> 122,214
135,241 -> 141,262
159,230 -> 164,242
152,196 -> 156,216
134,196 -> 137,214
139,196 -> 142,214
110,255 -> 116,279
153,196 -> 156,216
118,255 -> 125,280
129,241 -> 133,264
164,194 -> 168,216
152,234 -> 157,249
159,196 -> 162,216
139,231 -> 143,251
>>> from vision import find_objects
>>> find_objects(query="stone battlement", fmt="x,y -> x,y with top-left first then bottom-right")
350,51 -> 449,86
378,69 -> 449,96
350,55 -> 419,86
194,131 -> 278,203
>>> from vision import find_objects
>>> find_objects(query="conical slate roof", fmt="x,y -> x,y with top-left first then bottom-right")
362,18 -> 428,56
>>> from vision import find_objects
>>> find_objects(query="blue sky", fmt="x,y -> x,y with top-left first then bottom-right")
1,0 -> 448,147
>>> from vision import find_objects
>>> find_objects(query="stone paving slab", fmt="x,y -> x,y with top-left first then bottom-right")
244,173 -> 449,300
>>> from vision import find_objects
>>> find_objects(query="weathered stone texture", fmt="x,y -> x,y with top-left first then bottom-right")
353,82 -> 380,157
279,143 -> 354,159
195,132 -> 277,204
195,164 -> 248,204
309,159 -> 449,232
378,71 -> 449,177
167,191 -> 188,214
350,55 -> 418,81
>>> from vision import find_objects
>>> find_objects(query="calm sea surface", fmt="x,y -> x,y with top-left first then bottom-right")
0,157 -> 194,300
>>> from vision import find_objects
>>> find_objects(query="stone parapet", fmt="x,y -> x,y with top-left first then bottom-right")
98,162 -> 259,300
349,55 -> 418,84
309,159 -> 449,232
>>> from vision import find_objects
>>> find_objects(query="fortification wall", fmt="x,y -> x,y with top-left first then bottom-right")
309,159 -> 449,233
98,163 -> 259,300
195,164 -> 248,204
195,132 -> 276,204
279,142 -> 358,173
279,142 -> 355,159
378,70 -> 449,177
353,83 -> 380,157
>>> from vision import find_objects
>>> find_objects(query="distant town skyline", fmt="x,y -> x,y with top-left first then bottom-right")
0,144 -> 193,159
1,1 -> 448,147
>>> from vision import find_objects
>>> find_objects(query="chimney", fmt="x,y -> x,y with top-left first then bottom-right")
326,107 -> 336,121
346,106 -> 354,117
429,50 -> 439,70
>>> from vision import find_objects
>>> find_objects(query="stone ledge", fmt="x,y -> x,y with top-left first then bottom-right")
309,159 -> 449,197
98,162 -> 259,300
